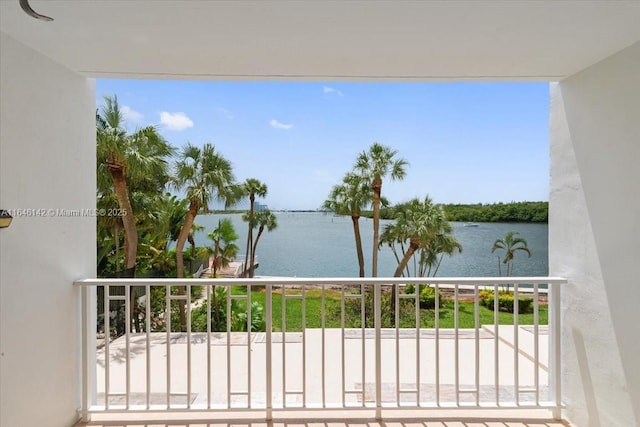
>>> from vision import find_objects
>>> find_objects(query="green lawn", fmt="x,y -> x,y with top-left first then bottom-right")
230,286 -> 548,332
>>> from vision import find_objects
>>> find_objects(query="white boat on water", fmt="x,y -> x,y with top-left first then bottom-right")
464,223 -> 479,227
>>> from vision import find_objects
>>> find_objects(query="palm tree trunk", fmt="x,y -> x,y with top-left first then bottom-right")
351,216 -> 365,277
110,167 -> 139,332
372,180 -> 382,277
114,222 -> 121,274
212,241 -> 220,277
187,234 -> 196,275
250,226 -> 265,277
394,243 -> 418,278
392,242 -> 418,322
244,196 -> 255,277
110,170 -> 137,272
176,206 -> 197,278
432,254 -> 445,277
175,204 -> 197,331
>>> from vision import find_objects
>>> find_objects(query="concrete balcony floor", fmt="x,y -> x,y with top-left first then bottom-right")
81,326 -> 570,425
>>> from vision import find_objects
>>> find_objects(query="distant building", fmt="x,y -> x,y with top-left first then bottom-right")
254,202 -> 268,211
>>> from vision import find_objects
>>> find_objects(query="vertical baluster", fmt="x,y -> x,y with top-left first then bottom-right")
206,285 -> 211,409
534,282 -> 540,406
165,284 -> 171,408
321,284 -> 326,408
104,285 -> 110,410
474,284 -> 480,406
125,285 -> 130,409
416,283 -> 421,406
341,284 -> 345,407
282,284 -> 286,407
265,282 -> 273,420
374,281 -> 382,420
494,283 -> 500,405
435,283 -> 440,406
362,283 -> 366,407
514,283 -> 520,406
454,283 -> 460,406
247,283 -> 252,407
395,282 -> 400,407
302,284 -> 307,407
226,283 -> 231,408
186,284 -> 191,409
145,284 -> 151,409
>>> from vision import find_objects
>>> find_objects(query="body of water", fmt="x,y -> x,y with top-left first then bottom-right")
194,212 -> 548,278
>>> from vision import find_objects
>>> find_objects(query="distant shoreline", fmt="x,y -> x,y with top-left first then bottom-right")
211,201 -> 549,224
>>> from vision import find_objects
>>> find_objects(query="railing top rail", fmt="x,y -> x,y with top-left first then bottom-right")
74,276 -> 567,287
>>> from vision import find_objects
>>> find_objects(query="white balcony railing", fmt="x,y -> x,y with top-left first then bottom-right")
75,277 -> 566,421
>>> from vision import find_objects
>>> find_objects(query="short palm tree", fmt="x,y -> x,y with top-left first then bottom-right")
323,173 -> 372,277
392,197 -> 449,277
379,220 -> 409,276
241,178 -> 268,277
418,232 -> 462,277
355,142 -> 408,277
491,231 -> 532,276
208,219 -> 240,277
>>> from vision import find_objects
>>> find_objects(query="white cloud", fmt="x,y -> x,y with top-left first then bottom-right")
121,105 -> 143,123
270,119 -> 293,130
323,86 -> 344,96
159,112 -> 194,131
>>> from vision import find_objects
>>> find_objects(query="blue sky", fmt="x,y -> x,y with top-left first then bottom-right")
96,80 -> 549,210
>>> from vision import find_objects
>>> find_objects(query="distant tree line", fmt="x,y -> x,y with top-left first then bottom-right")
442,201 -> 548,223
362,202 -> 549,223
363,201 -> 548,223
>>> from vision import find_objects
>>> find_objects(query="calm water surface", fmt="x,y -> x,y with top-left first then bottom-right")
195,212 -> 547,278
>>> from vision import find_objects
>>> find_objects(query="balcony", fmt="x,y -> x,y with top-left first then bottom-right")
75,277 -> 567,425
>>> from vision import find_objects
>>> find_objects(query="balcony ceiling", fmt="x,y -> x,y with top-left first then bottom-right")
1,0 -> 639,81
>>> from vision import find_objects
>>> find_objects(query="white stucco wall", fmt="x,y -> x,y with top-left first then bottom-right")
0,32 -> 95,427
550,42 -> 640,427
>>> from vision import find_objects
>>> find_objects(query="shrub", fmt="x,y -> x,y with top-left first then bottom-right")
191,286 -> 266,332
419,286 -> 440,309
403,284 -> 444,309
478,290 -> 533,313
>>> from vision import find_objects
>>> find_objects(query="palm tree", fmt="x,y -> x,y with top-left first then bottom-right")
97,96 -> 174,277
173,143 -> 239,278
173,143 -> 239,331
392,197 -> 449,277
355,142 -> 408,277
419,233 -> 462,277
208,219 -> 240,277
241,179 -> 268,277
323,173 -> 372,277
379,220 -> 410,276
491,231 -> 532,277
97,95 -> 174,332
243,209 -> 278,277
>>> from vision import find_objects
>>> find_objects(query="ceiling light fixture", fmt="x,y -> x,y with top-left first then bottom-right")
19,0 -> 54,22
